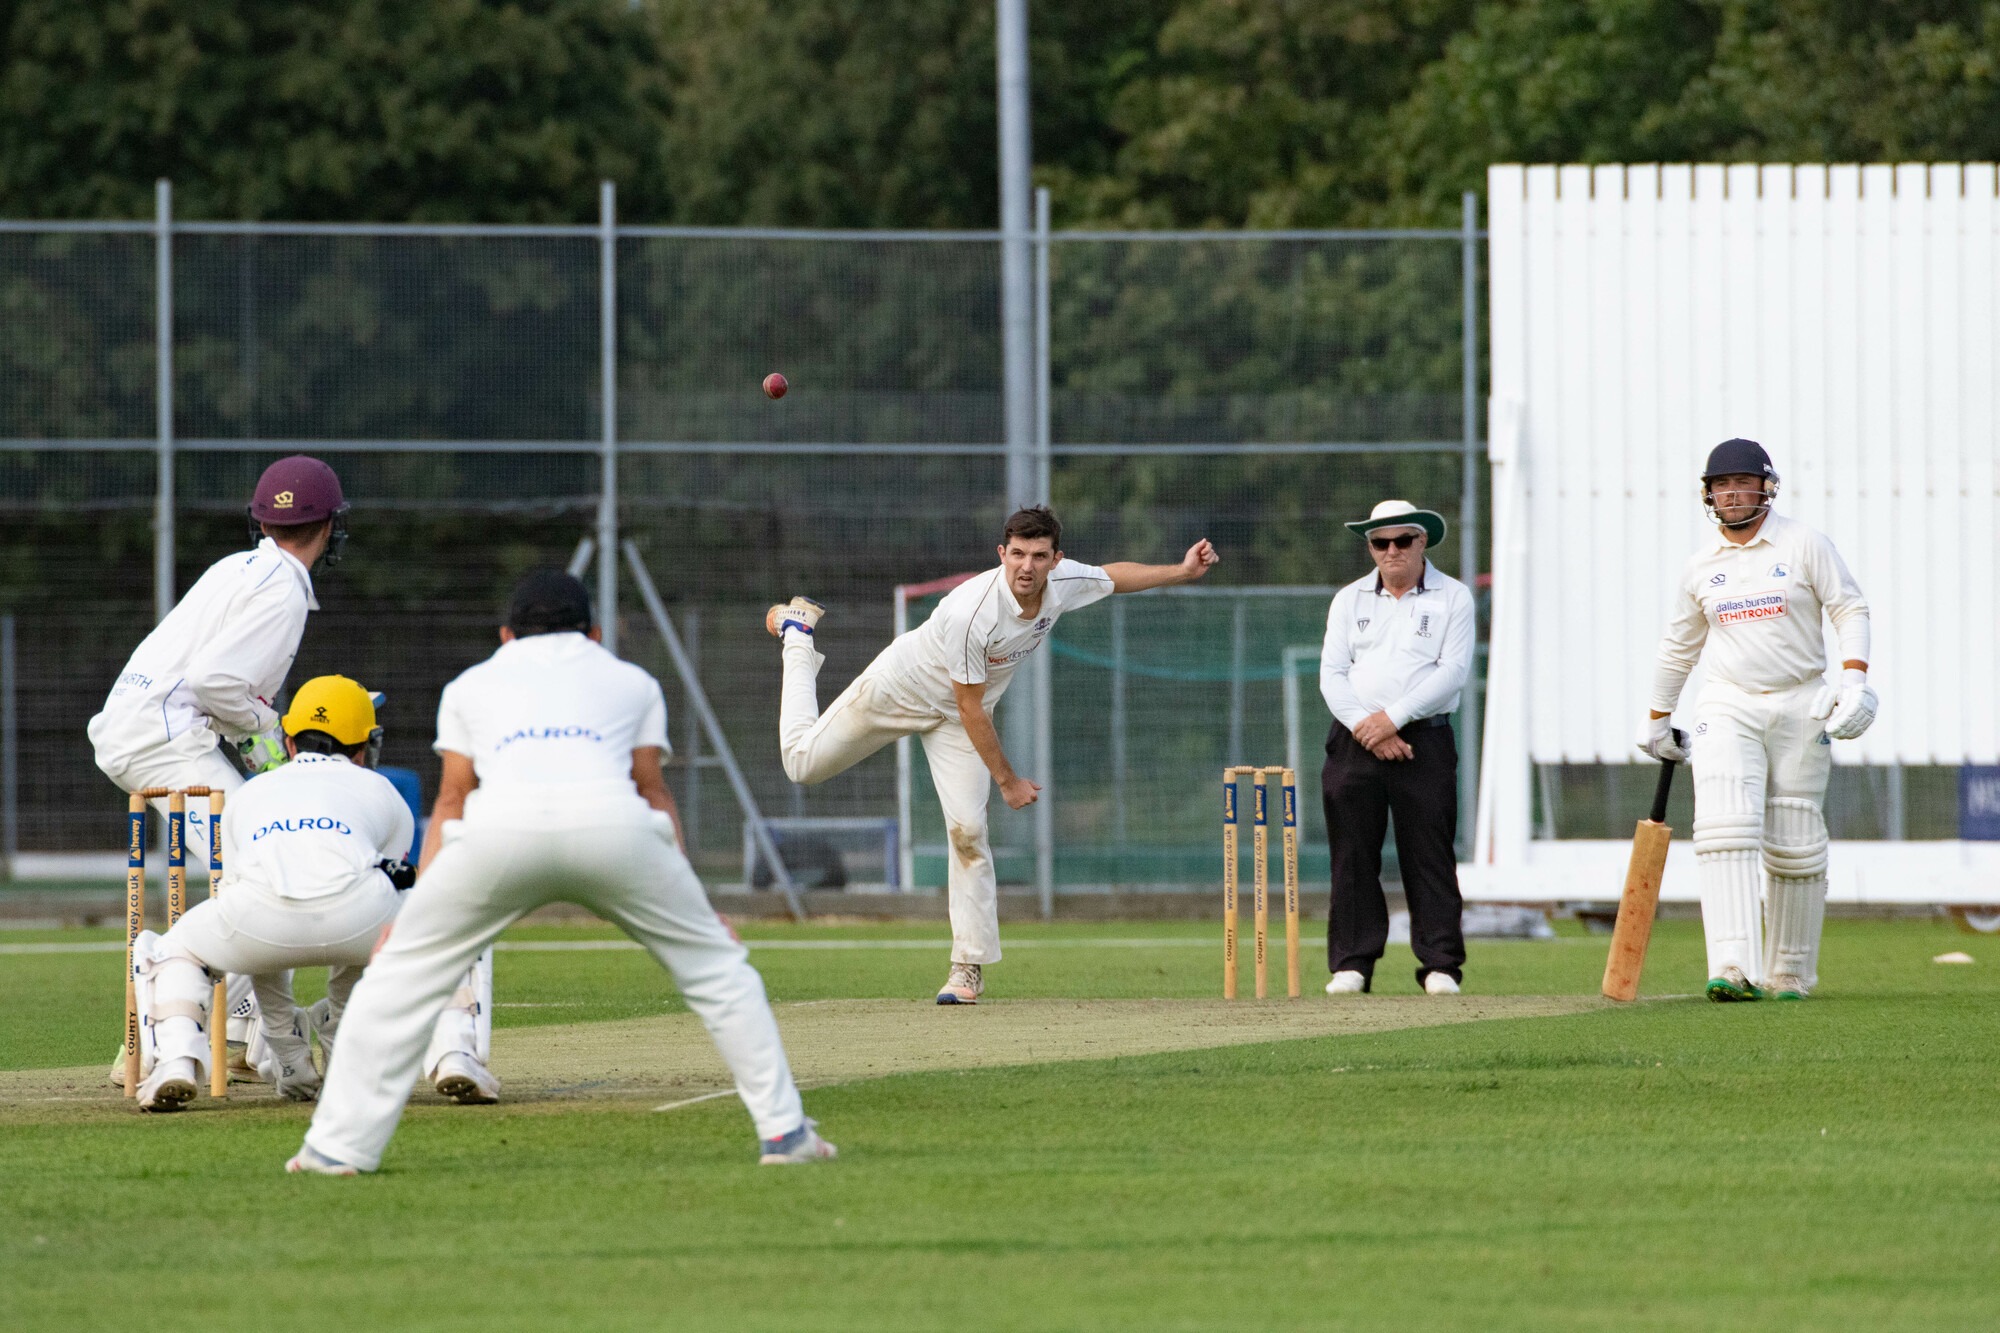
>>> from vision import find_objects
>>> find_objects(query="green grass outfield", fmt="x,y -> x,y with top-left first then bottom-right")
3,918 -> 1998,1330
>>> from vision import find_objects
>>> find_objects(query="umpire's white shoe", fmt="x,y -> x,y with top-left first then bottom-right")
434,1051 -> 501,1104
1325,970 -> 1366,995
764,596 -> 825,640
285,1143 -> 360,1177
136,1057 -> 200,1113
1423,972 -> 1462,996
759,1119 -> 839,1165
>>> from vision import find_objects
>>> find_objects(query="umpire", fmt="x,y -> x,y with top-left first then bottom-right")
1318,500 -> 1475,995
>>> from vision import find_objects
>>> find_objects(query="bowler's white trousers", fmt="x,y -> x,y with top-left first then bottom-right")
779,640 -> 1002,964
304,812 -> 805,1170
1690,679 -> 1833,987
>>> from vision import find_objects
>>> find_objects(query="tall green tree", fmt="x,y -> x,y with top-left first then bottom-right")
0,0 -> 671,221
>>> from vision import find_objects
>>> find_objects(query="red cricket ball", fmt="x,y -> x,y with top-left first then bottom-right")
763,372 -> 788,400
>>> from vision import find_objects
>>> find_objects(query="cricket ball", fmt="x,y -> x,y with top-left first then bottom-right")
763,372 -> 788,400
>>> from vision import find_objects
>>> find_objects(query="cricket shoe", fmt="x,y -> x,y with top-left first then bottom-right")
106,1046 -> 138,1089
935,961 -> 983,1005
433,1051 -> 501,1104
1705,965 -> 1763,1003
1766,972 -> 1809,1001
136,1057 -> 200,1113
1324,970 -> 1367,995
764,597 -> 825,640
285,1143 -> 360,1177
228,1039 -> 268,1084
1423,972 -> 1462,996
303,997 -> 337,1064
759,1119 -> 839,1165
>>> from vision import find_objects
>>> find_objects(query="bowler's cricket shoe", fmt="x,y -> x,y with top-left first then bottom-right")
935,961 -> 982,1005
1325,970 -> 1366,995
1767,972 -> 1809,1001
285,1143 -> 360,1177
1705,965 -> 1763,1003
759,1119 -> 839,1165
433,1051 -> 501,1104
764,596 -> 825,641
136,1056 -> 200,1113
1422,972 -> 1461,996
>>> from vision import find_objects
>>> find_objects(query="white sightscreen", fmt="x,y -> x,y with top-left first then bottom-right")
1487,162 -> 2000,769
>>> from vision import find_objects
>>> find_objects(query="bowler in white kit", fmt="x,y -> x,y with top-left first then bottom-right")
1640,438 -> 1874,1001
291,570 -> 832,1174
766,506 -> 1218,1003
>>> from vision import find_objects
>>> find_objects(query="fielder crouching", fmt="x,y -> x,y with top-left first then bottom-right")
135,676 -> 413,1110
1642,439 -> 1875,1002
290,571 -> 832,1174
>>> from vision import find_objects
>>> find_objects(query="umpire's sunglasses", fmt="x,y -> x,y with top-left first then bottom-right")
1369,533 -> 1420,551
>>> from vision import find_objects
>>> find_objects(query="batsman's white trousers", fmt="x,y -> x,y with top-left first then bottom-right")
779,639 -> 1002,965
304,813 -> 806,1170
1690,679 -> 1833,986
91,737 -> 270,1044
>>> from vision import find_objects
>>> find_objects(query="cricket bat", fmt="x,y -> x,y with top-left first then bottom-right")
1600,739 -> 1684,1002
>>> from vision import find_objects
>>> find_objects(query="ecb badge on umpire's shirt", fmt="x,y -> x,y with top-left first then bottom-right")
1317,500 -> 1476,996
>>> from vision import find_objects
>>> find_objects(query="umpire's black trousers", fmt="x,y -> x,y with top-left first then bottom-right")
1321,718 -> 1465,989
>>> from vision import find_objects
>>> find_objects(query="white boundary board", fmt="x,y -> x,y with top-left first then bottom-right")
1473,163 -> 2000,904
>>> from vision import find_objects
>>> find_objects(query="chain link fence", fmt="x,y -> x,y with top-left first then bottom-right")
0,196 -> 1495,898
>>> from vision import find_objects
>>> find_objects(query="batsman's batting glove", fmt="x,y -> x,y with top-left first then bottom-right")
1636,714 -> 1690,763
1813,668 -> 1878,740
238,727 -> 289,774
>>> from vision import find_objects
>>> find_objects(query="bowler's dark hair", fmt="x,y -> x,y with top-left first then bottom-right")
290,730 -> 366,759
1001,505 -> 1062,549
507,568 -> 594,637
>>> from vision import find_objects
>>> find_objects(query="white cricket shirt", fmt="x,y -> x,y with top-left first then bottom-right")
866,560 -> 1114,718
222,753 -> 414,904
1319,562 -> 1476,731
434,632 -> 669,827
88,539 -> 317,771
1652,512 -> 1870,710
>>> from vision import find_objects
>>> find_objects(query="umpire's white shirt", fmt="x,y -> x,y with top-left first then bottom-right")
1319,562 -> 1476,731
224,753 -> 413,905
866,560 -> 1114,718
434,632 -> 669,830
88,539 -> 316,771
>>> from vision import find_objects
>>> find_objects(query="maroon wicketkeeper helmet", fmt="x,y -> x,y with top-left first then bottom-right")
247,455 -> 351,566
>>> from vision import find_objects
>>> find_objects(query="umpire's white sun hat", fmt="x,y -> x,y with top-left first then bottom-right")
1345,499 -> 1446,547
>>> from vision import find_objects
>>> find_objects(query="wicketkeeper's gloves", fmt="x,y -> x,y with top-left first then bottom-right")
238,727 -> 289,774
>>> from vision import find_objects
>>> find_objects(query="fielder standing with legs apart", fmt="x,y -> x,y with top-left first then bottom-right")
89,454 -> 348,1078
765,506 -> 1217,1004
1640,439 -> 1873,1002
1319,500 -> 1475,996
291,571 -> 832,1174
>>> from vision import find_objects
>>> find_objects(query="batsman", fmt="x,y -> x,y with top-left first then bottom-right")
1640,439 -> 1874,1002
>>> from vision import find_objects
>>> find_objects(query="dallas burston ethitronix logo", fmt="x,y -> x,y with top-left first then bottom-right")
274,490 -> 295,507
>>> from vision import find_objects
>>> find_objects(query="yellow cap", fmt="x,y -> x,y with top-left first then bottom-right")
281,675 -> 377,746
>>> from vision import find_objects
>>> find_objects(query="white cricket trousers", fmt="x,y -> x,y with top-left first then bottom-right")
304,813 -> 806,1171
90,737 -> 268,1043
145,880 -> 399,1079
1690,679 -> 1834,987
779,639 -> 1002,964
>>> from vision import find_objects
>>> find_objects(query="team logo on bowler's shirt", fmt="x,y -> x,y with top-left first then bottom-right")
1713,593 -> 1787,625
1708,573 -> 1727,586
1415,614 -> 1433,638
1769,563 -> 1790,578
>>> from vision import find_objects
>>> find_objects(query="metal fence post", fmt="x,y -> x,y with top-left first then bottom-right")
598,181 -> 620,653
1458,191 -> 1483,858
997,0 -> 1034,507
154,179 -> 174,623
1031,187 -> 1056,918
1,613 -> 16,880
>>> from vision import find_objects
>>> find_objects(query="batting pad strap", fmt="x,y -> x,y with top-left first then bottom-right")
444,985 -> 480,1014
1691,812 -> 1763,855
148,999 -> 208,1026
1763,797 -> 1829,879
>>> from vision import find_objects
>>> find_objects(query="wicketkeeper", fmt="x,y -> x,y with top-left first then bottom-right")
132,675 -> 411,1110
90,453 -> 348,1073
1641,439 -> 1874,1001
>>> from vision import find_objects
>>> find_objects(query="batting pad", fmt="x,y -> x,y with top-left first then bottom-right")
1763,797 -> 1829,988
